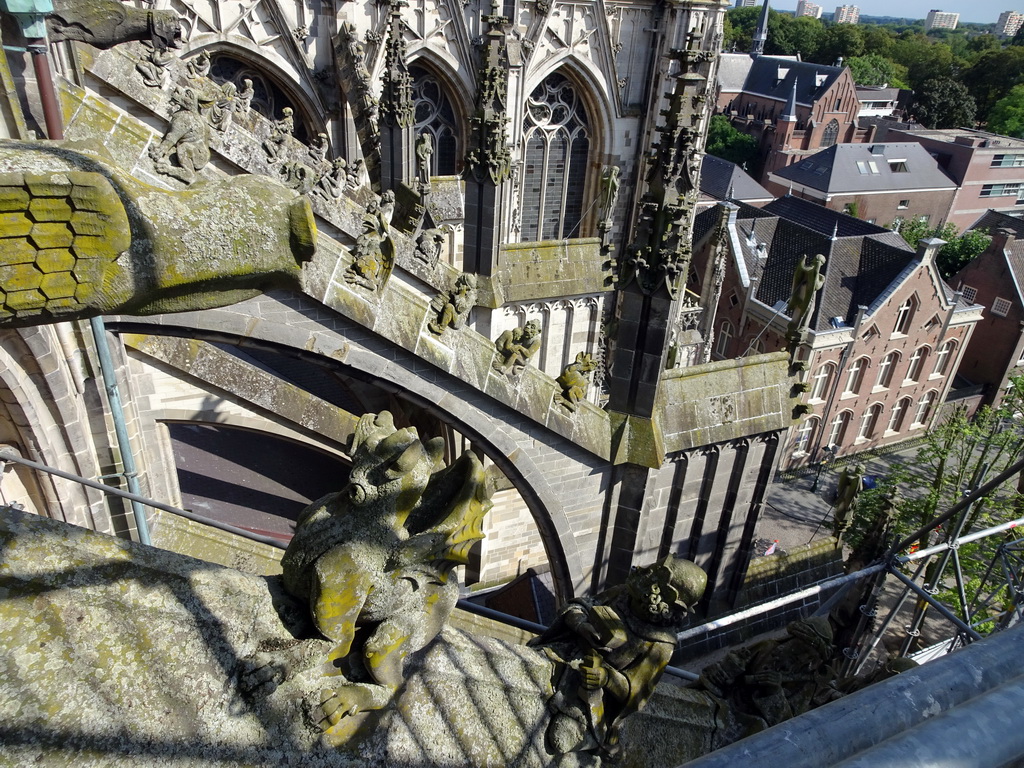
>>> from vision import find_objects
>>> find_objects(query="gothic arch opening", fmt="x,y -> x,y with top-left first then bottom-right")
410,62 -> 464,176
521,71 -> 594,241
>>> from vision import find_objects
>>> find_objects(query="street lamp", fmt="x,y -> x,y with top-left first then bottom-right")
811,444 -> 838,493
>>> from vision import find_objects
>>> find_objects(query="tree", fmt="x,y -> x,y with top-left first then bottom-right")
846,383 -> 1024,640
893,220 -> 990,279
987,85 -> 1024,139
912,78 -> 976,129
723,7 -> 760,52
889,36 -> 954,91
845,54 -> 909,88
705,115 -> 759,169
962,47 -> 1024,123
816,24 -> 866,64
769,15 -> 824,60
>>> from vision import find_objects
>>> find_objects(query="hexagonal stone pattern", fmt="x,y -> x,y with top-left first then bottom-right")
0,171 -> 130,319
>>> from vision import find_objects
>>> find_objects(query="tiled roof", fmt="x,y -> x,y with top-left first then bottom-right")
740,56 -> 844,106
724,197 -> 917,332
699,154 -> 773,202
969,210 -> 1024,237
770,143 -> 956,194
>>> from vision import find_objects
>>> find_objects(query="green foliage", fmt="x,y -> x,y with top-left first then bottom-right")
816,24 -> 866,63
724,7 -> 761,52
766,14 -> 824,59
912,78 -> 976,129
846,383 -> 1024,560
845,54 -> 909,88
987,85 -> 1024,139
962,48 -> 1024,123
705,115 -> 759,169
893,219 -> 990,279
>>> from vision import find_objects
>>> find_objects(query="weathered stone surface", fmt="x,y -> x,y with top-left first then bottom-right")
0,508 -> 608,767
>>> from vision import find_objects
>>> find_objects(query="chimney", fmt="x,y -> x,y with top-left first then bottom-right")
990,227 -> 1017,255
916,236 -> 945,265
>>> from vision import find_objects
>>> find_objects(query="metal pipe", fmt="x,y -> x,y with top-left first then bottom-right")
89,318 -> 151,545
0,447 -> 290,550
676,563 -> 885,643
887,454 -> 1024,558
27,40 -> 64,140
888,566 -> 982,642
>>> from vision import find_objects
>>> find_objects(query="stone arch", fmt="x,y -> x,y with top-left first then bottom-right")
110,318 -> 585,600
177,40 -> 329,142
0,329 -> 105,529
407,55 -> 472,176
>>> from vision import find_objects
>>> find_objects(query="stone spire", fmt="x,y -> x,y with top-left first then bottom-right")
752,0 -> 769,56
780,77 -> 798,121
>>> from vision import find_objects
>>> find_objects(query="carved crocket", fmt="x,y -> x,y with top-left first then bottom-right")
0,140 -> 315,327
280,411 -> 492,729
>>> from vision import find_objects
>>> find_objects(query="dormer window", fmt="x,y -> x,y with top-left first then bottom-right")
888,160 -> 908,172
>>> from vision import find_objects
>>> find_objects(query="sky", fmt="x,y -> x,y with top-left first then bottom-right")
772,1 -> 1009,25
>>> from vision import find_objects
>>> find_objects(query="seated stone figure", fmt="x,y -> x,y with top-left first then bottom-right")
280,411 -> 492,731
696,615 -> 842,737
492,319 -> 542,376
530,555 -> 708,759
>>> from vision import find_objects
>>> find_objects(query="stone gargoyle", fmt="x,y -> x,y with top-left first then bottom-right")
47,0 -> 183,51
0,140 -> 315,327
278,411 -> 492,732
530,555 -> 708,760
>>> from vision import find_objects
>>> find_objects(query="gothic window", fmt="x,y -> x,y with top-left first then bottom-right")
716,321 -> 733,358
821,118 -> 839,148
209,54 -> 310,142
888,397 -> 911,433
876,351 -> 899,389
906,346 -> 929,382
411,65 -> 459,176
894,295 -> 918,335
522,73 -> 592,241
914,391 -> 937,426
843,357 -> 867,395
857,403 -> 882,441
793,417 -> 818,455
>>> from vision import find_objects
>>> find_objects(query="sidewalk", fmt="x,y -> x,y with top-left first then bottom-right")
759,443 -> 922,553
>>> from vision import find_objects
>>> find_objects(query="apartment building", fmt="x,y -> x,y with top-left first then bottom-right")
997,10 -> 1024,38
796,0 -> 824,18
925,9 -> 960,30
834,5 -> 861,23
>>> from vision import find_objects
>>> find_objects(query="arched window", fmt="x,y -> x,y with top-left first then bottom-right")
844,357 -> 868,395
716,321 -> 733,358
828,410 -> 852,449
914,391 -> 937,426
810,362 -> 835,401
522,73 -> 592,241
793,417 -> 819,455
933,340 -> 956,377
858,403 -> 883,441
894,295 -> 918,335
876,351 -> 900,389
821,118 -> 839,148
209,53 -> 311,142
906,346 -> 930,382
888,396 -> 912,433
411,64 -> 460,175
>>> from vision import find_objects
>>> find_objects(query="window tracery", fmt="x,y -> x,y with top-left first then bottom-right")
411,65 -> 460,176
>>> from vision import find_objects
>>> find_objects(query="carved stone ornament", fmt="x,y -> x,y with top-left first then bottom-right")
263,107 -> 295,163
135,42 -> 175,89
278,411 -> 492,730
428,272 -> 477,335
47,0 -> 183,50
554,352 -> 598,412
148,86 -> 211,184
786,253 -> 826,340
344,191 -> 396,292
492,319 -> 542,376
414,226 -> 445,267
696,616 -> 842,738
529,555 -> 707,759
0,139 -> 316,328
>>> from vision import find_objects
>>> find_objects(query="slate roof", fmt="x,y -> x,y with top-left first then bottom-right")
723,55 -> 844,106
968,209 -> 1024,237
699,155 -> 773,203
770,143 -> 956,194
714,196 -> 920,332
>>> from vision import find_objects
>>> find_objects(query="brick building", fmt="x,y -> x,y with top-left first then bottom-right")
716,54 -> 875,182
950,211 -> 1024,407
888,128 -> 1024,232
764,142 -> 958,229
691,197 -> 981,469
